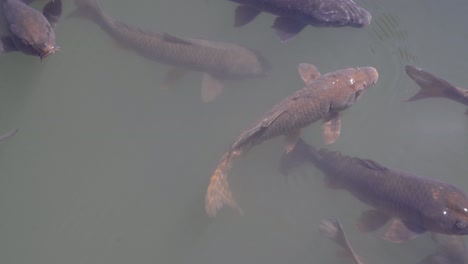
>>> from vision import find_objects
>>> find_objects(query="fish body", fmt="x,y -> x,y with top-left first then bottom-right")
205,65 -> 378,217
71,0 -> 270,102
405,65 -> 468,114
230,0 -> 371,41
281,139 -> 468,243
0,0 -> 61,59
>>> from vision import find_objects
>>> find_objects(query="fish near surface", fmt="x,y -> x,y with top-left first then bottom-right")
280,138 -> 468,243
0,0 -> 62,59
229,0 -> 372,42
70,0 -> 271,102
205,64 -> 378,217
320,218 -> 365,264
405,65 -> 468,115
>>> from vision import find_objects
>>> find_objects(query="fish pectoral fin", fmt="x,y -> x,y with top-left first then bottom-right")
0,129 -> 18,143
161,68 -> 187,90
234,5 -> 261,27
201,74 -> 224,102
359,159 -> 388,172
383,218 -> 426,243
272,17 -> 307,42
298,63 -> 321,86
357,209 -> 391,233
161,33 -> 194,46
0,37 -> 18,53
322,113 -> 341,144
284,129 -> 301,153
43,0 -> 62,28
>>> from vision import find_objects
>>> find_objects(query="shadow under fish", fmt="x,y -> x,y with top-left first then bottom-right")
228,0 -> 372,42
69,0 -> 271,102
405,65 -> 468,115
0,0 -> 62,60
205,64 -> 378,217
280,138 -> 468,243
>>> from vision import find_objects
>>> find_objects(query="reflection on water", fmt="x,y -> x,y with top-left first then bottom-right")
0,0 -> 467,264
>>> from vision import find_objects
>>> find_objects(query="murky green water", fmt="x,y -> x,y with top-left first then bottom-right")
0,0 -> 467,263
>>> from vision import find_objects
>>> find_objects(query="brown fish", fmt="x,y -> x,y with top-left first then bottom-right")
0,0 -> 61,59
280,138 -> 468,243
205,64 -> 378,217
320,218 -> 365,264
418,233 -> 468,264
405,65 -> 468,115
70,0 -> 271,102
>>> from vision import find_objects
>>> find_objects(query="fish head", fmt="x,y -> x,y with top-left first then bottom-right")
9,15 -> 58,60
432,188 -> 468,236
326,67 -> 378,112
221,48 -> 271,79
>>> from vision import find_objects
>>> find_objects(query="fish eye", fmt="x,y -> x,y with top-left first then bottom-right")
456,220 -> 467,229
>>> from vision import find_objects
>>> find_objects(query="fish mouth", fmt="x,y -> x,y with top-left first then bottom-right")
38,45 -> 60,61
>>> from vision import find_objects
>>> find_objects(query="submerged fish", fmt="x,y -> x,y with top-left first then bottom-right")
405,65 -> 468,115
0,0 -> 62,59
418,233 -> 468,264
320,218 -> 365,264
280,138 -> 468,243
70,0 -> 271,102
229,0 -> 372,42
205,64 -> 378,217
0,129 -> 17,143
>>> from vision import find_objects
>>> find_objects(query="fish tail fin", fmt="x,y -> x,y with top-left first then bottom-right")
205,153 -> 243,217
405,65 -> 451,101
68,0 -> 103,22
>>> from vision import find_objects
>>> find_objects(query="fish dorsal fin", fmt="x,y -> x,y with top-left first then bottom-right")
383,218 -> 426,243
162,33 -> 194,46
359,159 -> 388,172
298,63 -> 321,86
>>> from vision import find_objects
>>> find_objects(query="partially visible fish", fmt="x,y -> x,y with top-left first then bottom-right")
229,0 -> 372,42
418,234 -> 468,264
0,129 -> 17,143
405,65 -> 468,115
280,138 -> 468,243
205,64 -> 378,217
320,218 -> 365,264
70,0 -> 271,102
0,0 -> 62,59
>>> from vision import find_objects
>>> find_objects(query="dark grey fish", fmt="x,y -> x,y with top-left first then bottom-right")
0,129 -> 17,143
320,218 -> 365,264
229,0 -> 372,42
0,0 -> 61,59
205,65 -> 378,217
406,65 -> 468,115
70,0 -> 271,102
280,139 -> 468,243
